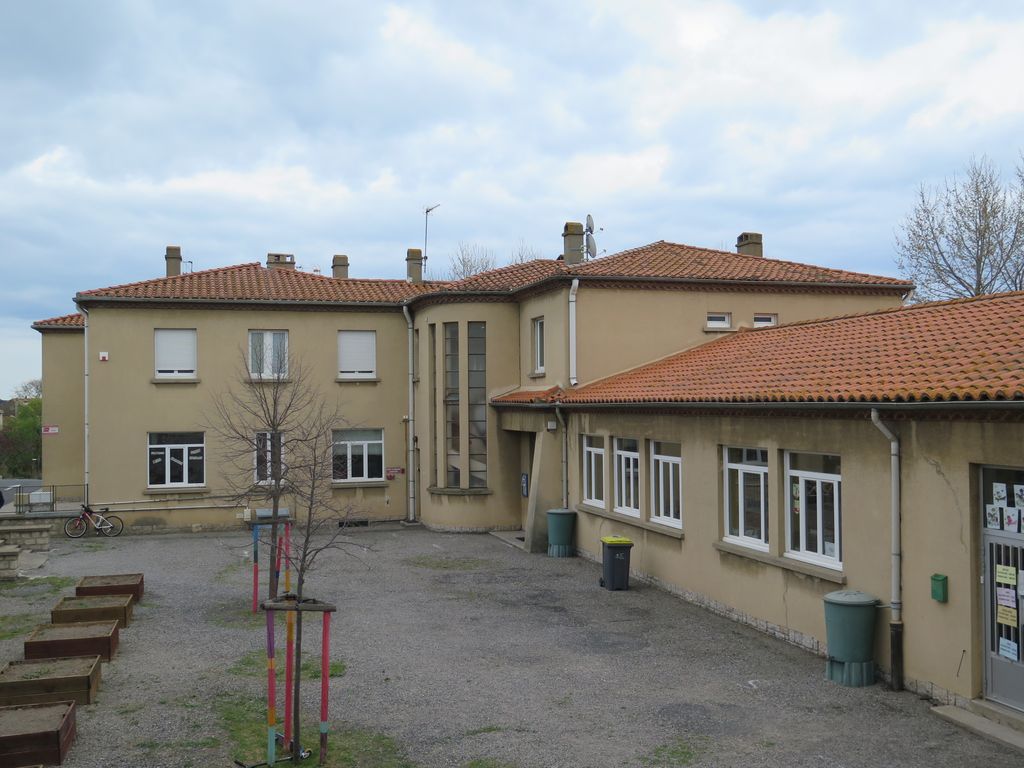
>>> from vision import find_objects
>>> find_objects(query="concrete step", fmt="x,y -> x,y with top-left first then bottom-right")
933,705 -> 1024,753
967,697 -> 1024,733
489,529 -> 527,551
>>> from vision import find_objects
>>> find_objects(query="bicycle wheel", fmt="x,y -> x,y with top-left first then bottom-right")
99,515 -> 124,537
64,517 -> 88,538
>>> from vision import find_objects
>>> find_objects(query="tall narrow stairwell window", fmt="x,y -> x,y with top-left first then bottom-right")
443,322 -> 460,487
468,321 -> 487,488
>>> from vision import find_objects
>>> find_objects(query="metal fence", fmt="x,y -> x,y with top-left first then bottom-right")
10,484 -> 88,515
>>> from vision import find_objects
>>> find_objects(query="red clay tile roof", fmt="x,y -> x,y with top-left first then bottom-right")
77,263 -> 446,305
496,292 -> 1024,406
569,241 -> 912,290
32,313 -> 85,330
444,260 -> 567,292
491,386 -> 565,405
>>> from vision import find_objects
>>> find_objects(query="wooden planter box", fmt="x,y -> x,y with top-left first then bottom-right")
0,700 -> 76,766
51,595 -> 133,629
24,622 -> 119,662
0,657 -> 101,707
75,573 -> 144,603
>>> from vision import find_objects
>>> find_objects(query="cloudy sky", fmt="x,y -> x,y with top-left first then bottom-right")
2,1 -> 1023,396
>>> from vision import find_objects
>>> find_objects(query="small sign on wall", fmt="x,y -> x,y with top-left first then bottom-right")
521,473 -> 529,498
385,467 -> 405,480
41,425 -> 59,435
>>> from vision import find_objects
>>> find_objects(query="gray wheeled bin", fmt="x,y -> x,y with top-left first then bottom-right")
599,536 -> 633,590
823,589 -> 879,686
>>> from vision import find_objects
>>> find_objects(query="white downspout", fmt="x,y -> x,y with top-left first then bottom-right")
81,305 -> 90,503
871,408 -> 903,691
402,306 -> 416,523
568,278 -> 579,387
555,404 -> 568,508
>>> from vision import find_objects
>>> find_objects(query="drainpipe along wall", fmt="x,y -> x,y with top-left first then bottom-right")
82,305 -> 90,502
555,405 -> 568,508
871,408 -> 903,691
402,306 -> 416,523
568,279 -> 579,387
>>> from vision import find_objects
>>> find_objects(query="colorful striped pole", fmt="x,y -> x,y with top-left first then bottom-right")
320,611 -> 331,765
284,525 -> 294,746
252,524 -> 260,613
274,533 -> 282,589
265,608 -> 277,765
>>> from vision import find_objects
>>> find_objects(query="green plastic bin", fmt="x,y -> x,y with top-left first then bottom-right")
546,509 -> 576,557
823,590 -> 879,687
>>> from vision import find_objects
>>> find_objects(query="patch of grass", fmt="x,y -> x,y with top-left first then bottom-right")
229,649 -> 345,681
209,603 -> 264,629
215,559 -> 248,582
0,613 -> 40,640
135,736 -> 219,753
20,664 -> 54,679
0,575 -> 75,597
213,693 -> 416,767
116,703 -> 147,716
640,737 -> 704,767
463,760 -> 517,768
405,555 -> 490,571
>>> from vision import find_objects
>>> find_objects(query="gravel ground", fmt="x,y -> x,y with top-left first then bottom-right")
0,526 -> 1017,768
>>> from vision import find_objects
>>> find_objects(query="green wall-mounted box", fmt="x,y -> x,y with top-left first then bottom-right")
931,574 -> 948,603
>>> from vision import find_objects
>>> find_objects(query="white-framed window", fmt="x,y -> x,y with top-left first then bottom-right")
753,313 -> 778,328
582,435 -> 605,507
154,329 -> 197,378
332,428 -> 384,482
338,330 -> 376,379
148,432 -> 204,487
723,446 -> 768,550
650,441 -> 682,528
786,452 -> 842,569
706,312 -> 732,329
614,437 -> 640,517
255,431 -> 284,485
249,330 -> 288,378
532,316 -> 545,374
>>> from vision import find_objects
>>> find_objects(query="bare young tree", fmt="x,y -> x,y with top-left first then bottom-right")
896,155 -> 1024,301
13,379 -> 42,400
209,342 -> 326,599
447,241 -> 498,279
508,238 -> 542,265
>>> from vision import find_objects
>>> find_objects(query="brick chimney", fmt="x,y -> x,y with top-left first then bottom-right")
332,255 -> 349,279
562,222 -> 584,264
165,245 -> 182,277
736,232 -> 763,257
266,253 -> 296,270
406,248 -> 423,284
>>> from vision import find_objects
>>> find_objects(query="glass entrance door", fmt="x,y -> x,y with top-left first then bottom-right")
982,466 -> 1024,711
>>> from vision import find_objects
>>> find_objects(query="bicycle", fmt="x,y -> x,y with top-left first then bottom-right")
64,504 -> 124,538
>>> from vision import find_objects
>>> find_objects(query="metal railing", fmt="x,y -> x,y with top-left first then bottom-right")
10,484 -> 88,515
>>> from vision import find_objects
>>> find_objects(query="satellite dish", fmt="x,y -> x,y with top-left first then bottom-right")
586,232 -> 597,261
585,214 -> 595,234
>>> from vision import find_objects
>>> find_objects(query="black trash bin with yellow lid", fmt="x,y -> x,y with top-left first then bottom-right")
599,536 -> 633,590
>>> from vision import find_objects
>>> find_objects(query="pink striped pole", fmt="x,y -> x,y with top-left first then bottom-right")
265,608 -> 277,765
319,612 -> 331,764
284,526 -> 294,746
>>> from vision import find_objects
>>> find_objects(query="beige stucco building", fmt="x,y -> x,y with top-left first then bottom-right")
40,225 -> 1024,716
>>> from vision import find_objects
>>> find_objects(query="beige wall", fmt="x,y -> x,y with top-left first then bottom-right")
561,409 -> 1024,701
40,330 -> 85,487
517,288 -> 568,389
575,288 -> 905,384
412,302 -> 522,530
84,304 -> 411,530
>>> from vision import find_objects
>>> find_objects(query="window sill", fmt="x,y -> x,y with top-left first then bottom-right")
331,480 -> 389,489
248,377 -> 292,384
576,503 -> 685,540
703,327 -> 735,334
335,377 -> 380,384
713,540 -> 847,584
151,377 -> 200,385
427,486 -> 493,496
528,371 -> 546,379
143,486 -> 209,496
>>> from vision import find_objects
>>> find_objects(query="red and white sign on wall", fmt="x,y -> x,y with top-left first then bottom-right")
41,425 -> 59,435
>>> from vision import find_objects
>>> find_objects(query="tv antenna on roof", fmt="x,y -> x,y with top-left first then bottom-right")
423,203 -> 441,265
584,214 -> 599,260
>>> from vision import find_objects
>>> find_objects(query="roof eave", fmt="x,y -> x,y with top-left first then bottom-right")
74,295 -> 408,309
539,399 -> 1024,411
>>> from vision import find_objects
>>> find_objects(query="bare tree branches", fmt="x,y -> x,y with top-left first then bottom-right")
896,155 -> 1024,301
